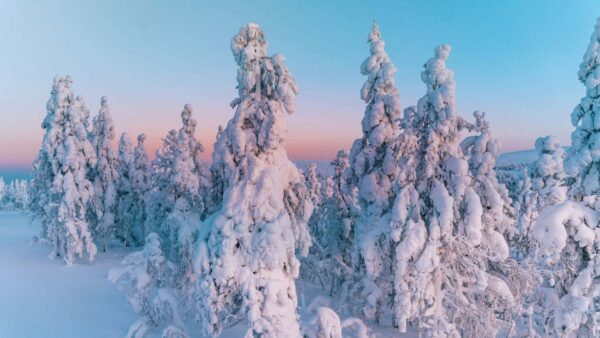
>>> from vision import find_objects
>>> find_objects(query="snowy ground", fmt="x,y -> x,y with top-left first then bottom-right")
0,211 -> 136,338
0,211 -> 403,337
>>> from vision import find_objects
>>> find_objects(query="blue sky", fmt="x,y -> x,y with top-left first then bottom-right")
1,1 -> 599,170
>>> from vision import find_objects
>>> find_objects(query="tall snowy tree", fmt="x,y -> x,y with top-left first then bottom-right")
30,76 -> 98,264
532,18 -> 600,336
90,96 -> 119,251
115,132 -> 137,246
195,23 -> 312,338
460,111 -> 516,246
344,21 -> 409,325
130,133 -> 151,244
143,105 -> 209,314
146,104 -> 209,252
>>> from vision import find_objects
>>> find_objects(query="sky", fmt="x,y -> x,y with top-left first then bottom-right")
1,1 -> 599,172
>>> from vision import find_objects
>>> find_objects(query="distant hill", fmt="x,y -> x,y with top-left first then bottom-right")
0,150 -> 563,182
496,149 -> 537,167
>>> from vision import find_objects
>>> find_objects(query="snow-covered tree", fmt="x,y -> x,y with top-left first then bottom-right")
206,125 -> 226,215
195,23 -> 312,338
515,136 -> 567,241
116,132 -> 137,246
305,162 -> 322,206
331,150 -> 357,260
0,177 -> 5,208
302,163 -> 348,294
460,111 -> 516,243
30,76 -> 97,264
3,179 -> 30,211
90,96 -> 119,251
344,21 -> 412,325
531,18 -> 600,336
146,104 -> 209,257
130,133 -> 151,244
532,136 -> 567,206
145,129 -> 178,237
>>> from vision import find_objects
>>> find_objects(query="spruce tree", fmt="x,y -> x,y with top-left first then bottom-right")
195,23 -> 312,338
30,76 -> 98,264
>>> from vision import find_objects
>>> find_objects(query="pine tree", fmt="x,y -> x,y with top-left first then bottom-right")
30,76 -> 97,264
91,96 -> 119,251
195,23 -> 312,338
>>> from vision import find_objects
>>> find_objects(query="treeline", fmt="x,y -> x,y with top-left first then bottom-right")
27,19 -> 600,338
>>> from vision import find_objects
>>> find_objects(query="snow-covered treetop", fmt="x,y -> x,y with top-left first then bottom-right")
232,23 -> 268,68
414,44 -> 468,181
230,23 -> 298,113
43,76 -> 94,150
92,97 -> 115,146
565,18 -> 600,198
306,162 -> 322,206
172,104 -> 204,203
133,133 -> 150,190
346,22 -> 403,220
359,21 -> 402,147
578,17 -> 600,96
534,136 -> 565,178
418,44 -> 456,125
118,132 -> 134,167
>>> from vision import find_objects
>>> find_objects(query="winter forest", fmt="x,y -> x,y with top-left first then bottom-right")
5,6 -> 600,338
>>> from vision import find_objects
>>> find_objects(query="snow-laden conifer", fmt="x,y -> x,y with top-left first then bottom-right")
344,21 -> 412,326
532,18 -> 600,336
305,162 -> 322,206
91,96 -> 119,250
146,104 -> 209,257
116,132 -> 137,245
130,133 -> 151,244
195,23 -> 312,338
30,76 -> 97,264
515,136 -> 567,242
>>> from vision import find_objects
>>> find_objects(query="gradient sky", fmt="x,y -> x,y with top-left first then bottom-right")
1,1 -> 600,169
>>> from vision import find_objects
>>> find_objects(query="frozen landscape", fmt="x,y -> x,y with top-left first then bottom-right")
5,2 -> 600,338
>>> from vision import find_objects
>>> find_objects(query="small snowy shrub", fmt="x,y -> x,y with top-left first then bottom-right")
109,233 -> 187,338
